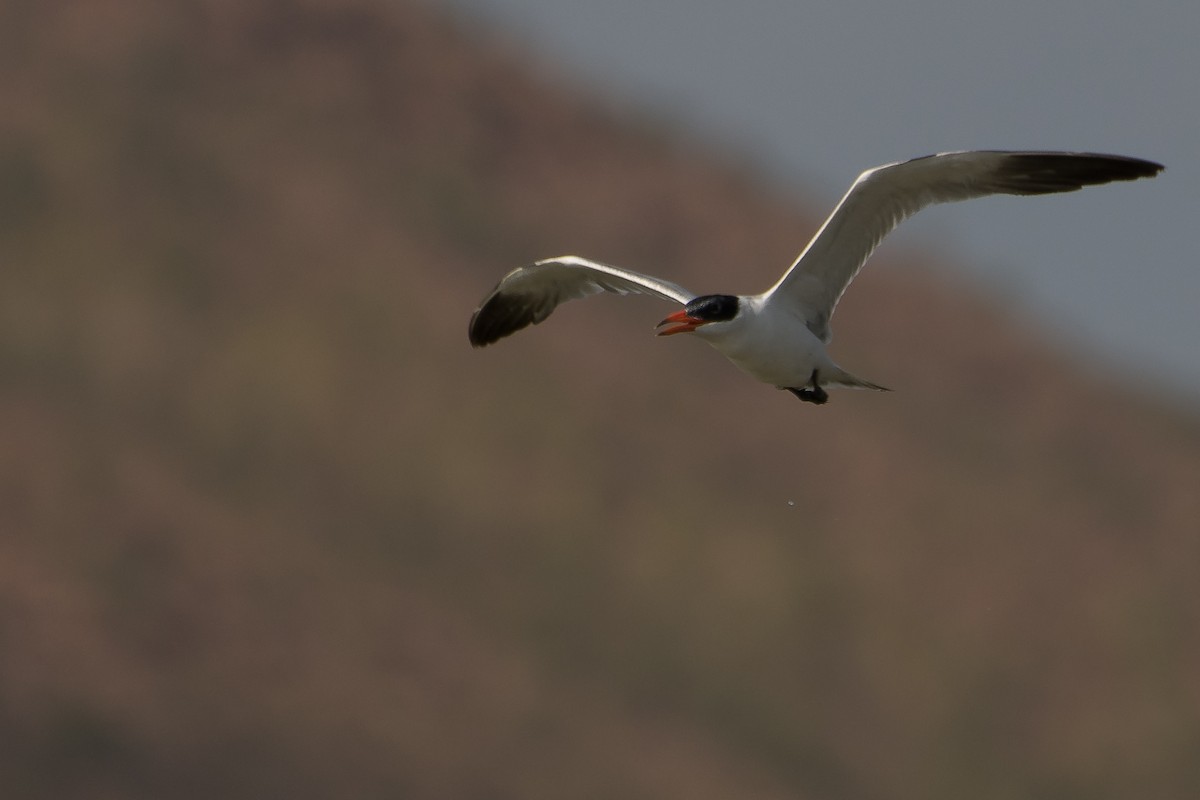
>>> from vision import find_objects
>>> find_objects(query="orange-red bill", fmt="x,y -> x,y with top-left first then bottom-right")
655,309 -> 705,336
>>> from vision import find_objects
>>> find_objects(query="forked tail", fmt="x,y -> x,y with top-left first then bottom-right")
825,368 -> 891,392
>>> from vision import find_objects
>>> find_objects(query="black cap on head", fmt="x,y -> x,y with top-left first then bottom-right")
685,294 -> 739,322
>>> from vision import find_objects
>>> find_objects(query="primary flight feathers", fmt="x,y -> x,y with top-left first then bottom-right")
469,151 -> 1162,404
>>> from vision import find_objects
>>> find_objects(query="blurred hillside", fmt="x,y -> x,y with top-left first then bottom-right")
0,1 -> 1197,798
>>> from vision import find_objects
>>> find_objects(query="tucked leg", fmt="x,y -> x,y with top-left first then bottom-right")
785,370 -> 828,405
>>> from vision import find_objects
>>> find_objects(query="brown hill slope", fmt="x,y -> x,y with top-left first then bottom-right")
1,1 -> 1197,798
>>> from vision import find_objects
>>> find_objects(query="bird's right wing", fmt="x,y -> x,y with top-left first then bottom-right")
468,255 -> 696,346
765,151 -> 1163,342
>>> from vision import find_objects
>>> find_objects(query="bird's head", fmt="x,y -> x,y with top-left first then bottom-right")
655,294 -> 740,337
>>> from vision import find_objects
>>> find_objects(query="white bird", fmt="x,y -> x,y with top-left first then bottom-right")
469,151 -> 1162,404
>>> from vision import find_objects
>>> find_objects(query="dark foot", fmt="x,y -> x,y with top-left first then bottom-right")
785,370 -> 828,405
787,386 -> 828,405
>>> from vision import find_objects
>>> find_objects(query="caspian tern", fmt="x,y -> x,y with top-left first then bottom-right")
469,151 -> 1162,404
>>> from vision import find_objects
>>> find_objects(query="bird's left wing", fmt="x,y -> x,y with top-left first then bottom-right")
469,255 -> 696,347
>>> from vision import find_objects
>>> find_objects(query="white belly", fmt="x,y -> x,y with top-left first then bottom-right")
698,306 -> 834,388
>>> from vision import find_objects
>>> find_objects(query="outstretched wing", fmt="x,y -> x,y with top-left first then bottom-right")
469,255 -> 696,347
766,151 -> 1163,342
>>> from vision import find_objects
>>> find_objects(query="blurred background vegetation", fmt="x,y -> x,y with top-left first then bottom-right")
0,1 -> 1197,798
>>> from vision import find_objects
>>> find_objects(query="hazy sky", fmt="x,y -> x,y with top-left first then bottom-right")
437,0 -> 1199,400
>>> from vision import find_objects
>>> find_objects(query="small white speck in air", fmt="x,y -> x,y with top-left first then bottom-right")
787,500 -> 795,507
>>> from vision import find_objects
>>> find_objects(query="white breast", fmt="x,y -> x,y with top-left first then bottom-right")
695,295 -> 835,388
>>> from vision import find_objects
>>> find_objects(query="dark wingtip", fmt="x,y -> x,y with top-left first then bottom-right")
1130,157 -> 1165,177
997,152 -> 1164,193
1065,153 -> 1165,181
467,304 -> 504,348
467,291 -> 536,347
467,309 -> 491,348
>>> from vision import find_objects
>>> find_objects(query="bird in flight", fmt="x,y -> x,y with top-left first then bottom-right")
469,151 -> 1162,404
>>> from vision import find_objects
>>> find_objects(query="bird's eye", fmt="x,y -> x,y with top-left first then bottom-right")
687,295 -> 738,321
